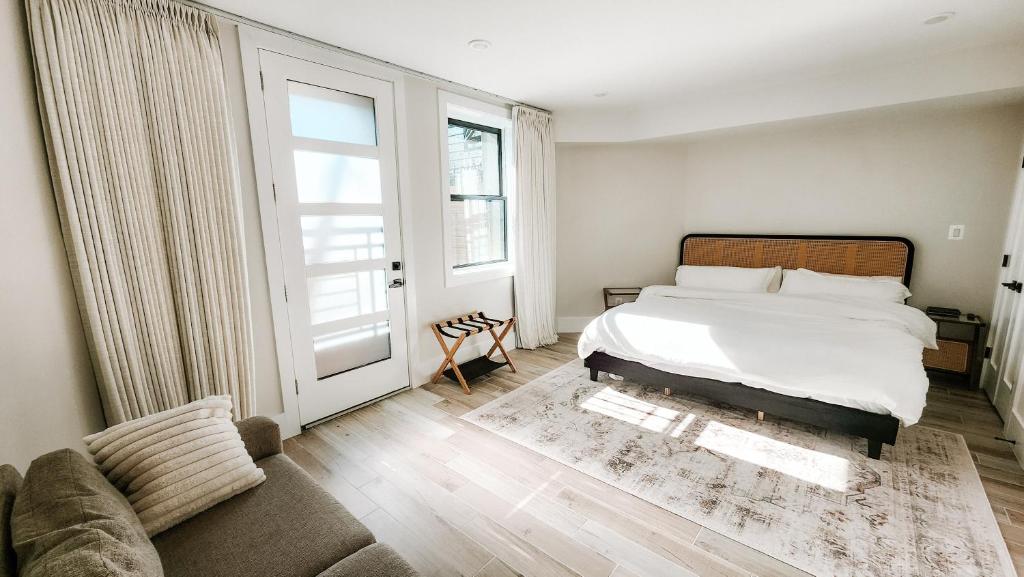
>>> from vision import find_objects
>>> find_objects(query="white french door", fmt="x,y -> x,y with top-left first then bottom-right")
259,51 -> 409,425
986,152 -> 1024,421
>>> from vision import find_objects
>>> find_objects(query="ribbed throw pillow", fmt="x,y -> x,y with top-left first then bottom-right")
83,396 -> 265,536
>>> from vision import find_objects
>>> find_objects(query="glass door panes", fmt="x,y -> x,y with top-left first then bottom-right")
300,215 -> 385,265
288,80 -> 391,380
293,150 -> 382,204
288,82 -> 377,145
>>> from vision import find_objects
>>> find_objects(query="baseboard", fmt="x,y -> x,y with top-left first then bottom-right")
558,316 -> 596,333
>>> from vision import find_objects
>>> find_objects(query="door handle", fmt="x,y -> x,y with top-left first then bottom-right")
1002,281 -> 1022,293
388,278 -> 404,289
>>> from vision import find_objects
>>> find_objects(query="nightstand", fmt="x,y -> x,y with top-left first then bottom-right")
923,311 -> 985,387
604,287 -> 642,310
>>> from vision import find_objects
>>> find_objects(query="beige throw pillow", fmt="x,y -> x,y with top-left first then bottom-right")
83,396 -> 265,536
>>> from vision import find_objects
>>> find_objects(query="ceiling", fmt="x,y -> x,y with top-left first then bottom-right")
202,0 -> 1024,141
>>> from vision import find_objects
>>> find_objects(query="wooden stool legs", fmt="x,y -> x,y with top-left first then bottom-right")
486,318 -> 518,373
431,329 -> 469,393
430,316 -> 517,395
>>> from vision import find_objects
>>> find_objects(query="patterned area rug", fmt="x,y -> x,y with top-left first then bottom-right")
462,361 -> 1016,577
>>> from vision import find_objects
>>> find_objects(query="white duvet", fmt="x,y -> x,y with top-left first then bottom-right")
578,286 -> 938,425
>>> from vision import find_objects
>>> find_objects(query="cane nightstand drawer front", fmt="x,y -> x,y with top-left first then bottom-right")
923,339 -> 970,373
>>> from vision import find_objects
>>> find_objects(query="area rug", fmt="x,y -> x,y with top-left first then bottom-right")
462,361 -> 1016,577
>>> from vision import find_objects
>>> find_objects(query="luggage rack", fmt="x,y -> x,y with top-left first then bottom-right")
430,311 -> 517,394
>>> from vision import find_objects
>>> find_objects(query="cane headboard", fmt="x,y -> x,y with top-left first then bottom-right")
679,234 -> 914,286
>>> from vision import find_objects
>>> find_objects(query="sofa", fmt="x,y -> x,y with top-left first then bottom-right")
0,416 -> 417,577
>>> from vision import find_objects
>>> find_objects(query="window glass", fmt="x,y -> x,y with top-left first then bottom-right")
449,199 -> 506,267
447,124 -> 501,196
306,269 -> 388,325
288,82 -> 376,145
447,118 -> 506,268
300,215 -> 385,265
293,150 -> 382,204
313,321 -> 390,379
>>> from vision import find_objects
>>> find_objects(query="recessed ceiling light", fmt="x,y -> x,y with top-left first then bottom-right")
924,11 -> 955,25
468,39 -> 491,51
593,92 -> 608,98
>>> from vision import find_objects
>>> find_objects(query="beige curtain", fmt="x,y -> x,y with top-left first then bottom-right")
25,0 -> 254,424
513,106 -> 558,348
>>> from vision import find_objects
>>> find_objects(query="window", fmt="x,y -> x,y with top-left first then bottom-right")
447,119 -> 506,267
438,91 -> 513,286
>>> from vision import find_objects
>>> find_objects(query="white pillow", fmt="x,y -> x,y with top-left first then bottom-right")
675,265 -> 782,293
83,395 -> 265,536
781,269 -> 903,285
778,268 -> 911,303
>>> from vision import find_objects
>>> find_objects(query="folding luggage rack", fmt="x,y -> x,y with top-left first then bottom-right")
430,311 -> 517,394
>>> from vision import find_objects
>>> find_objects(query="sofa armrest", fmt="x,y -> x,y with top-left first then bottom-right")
235,416 -> 282,461
315,544 -> 418,577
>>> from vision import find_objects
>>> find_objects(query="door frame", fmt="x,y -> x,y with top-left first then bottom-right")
997,143 -> 1024,459
238,27 -> 422,438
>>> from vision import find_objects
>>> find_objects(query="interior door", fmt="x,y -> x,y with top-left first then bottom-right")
986,154 -> 1024,420
260,50 -> 409,425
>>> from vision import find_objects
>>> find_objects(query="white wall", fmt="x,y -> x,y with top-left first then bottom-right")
401,76 -> 516,383
557,101 -> 1024,325
0,1 -> 105,472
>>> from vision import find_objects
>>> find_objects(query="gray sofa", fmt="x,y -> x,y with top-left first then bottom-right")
1,416 -> 417,577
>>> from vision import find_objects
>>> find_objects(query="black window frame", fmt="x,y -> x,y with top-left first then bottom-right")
446,117 -> 507,269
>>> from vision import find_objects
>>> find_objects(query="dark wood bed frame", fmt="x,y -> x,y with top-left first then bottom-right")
584,233 -> 915,459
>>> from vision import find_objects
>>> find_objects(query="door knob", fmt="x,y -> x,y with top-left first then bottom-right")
388,278 -> 404,289
1002,281 -> 1022,293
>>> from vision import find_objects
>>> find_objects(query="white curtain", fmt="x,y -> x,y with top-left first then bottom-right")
25,0 -> 254,424
513,106 -> 558,348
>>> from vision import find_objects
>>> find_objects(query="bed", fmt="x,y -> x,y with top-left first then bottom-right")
579,234 -> 936,459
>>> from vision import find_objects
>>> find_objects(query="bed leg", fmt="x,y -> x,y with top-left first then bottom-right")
589,368 -> 599,381
756,411 -> 765,422
867,439 -> 883,460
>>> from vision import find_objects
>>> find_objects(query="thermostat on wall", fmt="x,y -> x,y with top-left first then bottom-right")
948,224 -> 965,240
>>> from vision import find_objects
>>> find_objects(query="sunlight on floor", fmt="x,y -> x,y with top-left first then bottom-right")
695,420 -> 851,491
580,386 -> 680,433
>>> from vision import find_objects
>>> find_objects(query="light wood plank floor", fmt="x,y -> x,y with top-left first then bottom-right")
284,333 -> 1024,577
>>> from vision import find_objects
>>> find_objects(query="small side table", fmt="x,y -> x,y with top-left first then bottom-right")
923,311 -> 985,387
604,287 -> 642,310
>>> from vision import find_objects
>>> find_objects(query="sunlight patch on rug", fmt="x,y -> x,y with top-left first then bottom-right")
462,360 -> 1016,577
580,386 -> 679,433
696,420 -> 850,492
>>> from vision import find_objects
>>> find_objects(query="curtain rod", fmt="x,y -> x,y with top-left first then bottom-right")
182,0 -> 550,114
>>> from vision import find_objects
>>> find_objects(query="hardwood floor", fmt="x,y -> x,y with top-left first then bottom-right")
284,333 -> 1024,577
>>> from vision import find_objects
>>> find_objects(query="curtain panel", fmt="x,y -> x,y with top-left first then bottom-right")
513,106 -> 558,349
25,0 -> 254,423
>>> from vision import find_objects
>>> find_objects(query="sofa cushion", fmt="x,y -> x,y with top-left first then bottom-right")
1,465 -> 21,577
11,449 -> 163,577
315,543 -> 419,577
83,396 -> 265,537
153,454 -> 374,577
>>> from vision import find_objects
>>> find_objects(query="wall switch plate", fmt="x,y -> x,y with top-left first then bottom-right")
948,224 -> 965,240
